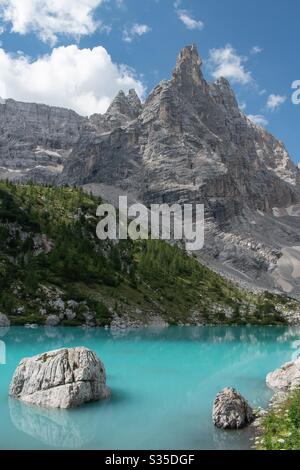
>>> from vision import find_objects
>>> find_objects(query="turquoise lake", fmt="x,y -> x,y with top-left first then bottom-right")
0,326 -> 299,450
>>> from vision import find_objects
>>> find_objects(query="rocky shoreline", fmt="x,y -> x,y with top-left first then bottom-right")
211,356 -> 300,449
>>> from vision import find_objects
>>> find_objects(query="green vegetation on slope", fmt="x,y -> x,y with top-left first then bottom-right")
256,390 -> 300,450
0,181 -> 297,326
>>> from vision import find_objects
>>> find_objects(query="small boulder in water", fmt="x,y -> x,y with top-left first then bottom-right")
213,387 -> 254,429
9,347 -> 111,409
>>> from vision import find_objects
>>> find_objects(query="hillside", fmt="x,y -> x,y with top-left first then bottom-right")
0,182 -> 298,327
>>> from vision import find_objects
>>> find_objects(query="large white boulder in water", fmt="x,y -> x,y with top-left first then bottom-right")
9,347 -> 111,409
212,388 -> 254,429
266,357 -> 300,392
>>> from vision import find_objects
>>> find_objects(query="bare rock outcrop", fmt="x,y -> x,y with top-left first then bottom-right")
213,387 -> 254,429
266,358 -> 300,392
9,347 -> 111,409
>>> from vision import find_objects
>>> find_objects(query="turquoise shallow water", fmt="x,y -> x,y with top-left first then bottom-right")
0,325 -> 299,450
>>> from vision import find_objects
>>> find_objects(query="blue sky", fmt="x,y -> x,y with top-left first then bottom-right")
0,0 -> 299,162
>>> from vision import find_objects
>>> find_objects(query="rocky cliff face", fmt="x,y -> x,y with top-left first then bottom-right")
62,45 -> 299,212
0,98 -> 84,182
1,44 -> 300,296
60,45 -> 300,296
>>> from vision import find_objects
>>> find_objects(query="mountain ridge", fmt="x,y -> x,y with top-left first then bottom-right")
1,44 -> 300,297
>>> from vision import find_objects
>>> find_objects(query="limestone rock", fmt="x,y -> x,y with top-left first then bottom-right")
9,347 -> 111,409
65,309 -> 76,321
0,313 -> 10,327
0,98 -> 83,183
266,358 -> 300,392
213,387 -> 254,429
45,315 -> 60,327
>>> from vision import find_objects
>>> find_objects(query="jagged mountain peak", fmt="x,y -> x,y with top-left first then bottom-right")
106,90 -> 129,114
212,76 -> 236,96
174,44 -> 202,71
127,88 -> 142,113
128,88 -> 141,101
209,76 -> 240,111
172,44 -> 205,88
105,88 -> 141,121
1,44 -> 300,297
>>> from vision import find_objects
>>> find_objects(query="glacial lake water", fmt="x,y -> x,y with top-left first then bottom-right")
0,325 -> 299,450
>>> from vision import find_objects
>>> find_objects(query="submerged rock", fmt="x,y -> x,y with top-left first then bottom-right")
9,347 -> 111,409
266,358 -> 300,392
213,388 -> 254,429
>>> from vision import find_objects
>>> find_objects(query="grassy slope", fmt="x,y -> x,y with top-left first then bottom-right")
0,181 -> 298,326
256,391 -> 300,450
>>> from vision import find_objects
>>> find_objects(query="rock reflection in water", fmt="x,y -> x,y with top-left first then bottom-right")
0,326 -> 10,338
9,398 -> 100,449
212,425 -> 255,451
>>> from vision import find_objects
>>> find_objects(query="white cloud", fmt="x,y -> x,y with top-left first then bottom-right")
250,46 -> 263,55
0,0 -> 106,44
208,44 -> 252,85
177,10 -> 204,30
266,94 -> 286,111
123,23 -> 151,43
247,114 -> 269,127
0,45 -> 145,116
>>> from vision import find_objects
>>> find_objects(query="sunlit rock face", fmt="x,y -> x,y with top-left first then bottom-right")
9,347 -> 111,409
2,45 -> 300,295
